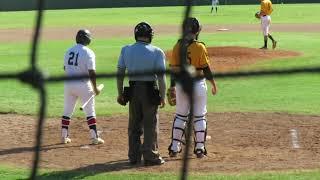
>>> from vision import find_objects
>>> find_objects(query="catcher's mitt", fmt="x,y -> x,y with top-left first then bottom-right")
255,11 -> 260,19
166,87 -> 176,106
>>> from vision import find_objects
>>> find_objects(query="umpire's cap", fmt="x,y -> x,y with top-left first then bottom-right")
76,29 -> 92,46
134,22 -> 154,43
183,17 -> 201,34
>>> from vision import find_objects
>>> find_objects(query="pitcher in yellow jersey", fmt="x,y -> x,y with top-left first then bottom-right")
258,0 -> 277,49
167,17 -> 217,159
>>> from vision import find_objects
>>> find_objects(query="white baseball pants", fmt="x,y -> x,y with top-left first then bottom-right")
63,82 -> 96,118
170,79 -> 208,152
261,15 -> 271,36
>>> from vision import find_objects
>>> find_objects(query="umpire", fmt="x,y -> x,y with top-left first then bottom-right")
116,22 -> 166,166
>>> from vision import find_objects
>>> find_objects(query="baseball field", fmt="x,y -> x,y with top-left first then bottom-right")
1,3 -> 320,179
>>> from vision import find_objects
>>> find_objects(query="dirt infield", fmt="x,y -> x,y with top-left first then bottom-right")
209,46 -> 301,72
1,112 -> 320,174
0,23 -> 320,42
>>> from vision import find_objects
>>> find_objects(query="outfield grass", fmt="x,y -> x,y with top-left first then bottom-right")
0,4 -> 320,29
1,4 -> 320,180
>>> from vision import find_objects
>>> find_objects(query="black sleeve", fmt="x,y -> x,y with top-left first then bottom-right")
170,74 -> 176,87
203,66 -> 214,80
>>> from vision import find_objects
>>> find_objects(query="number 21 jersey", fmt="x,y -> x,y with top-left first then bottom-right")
64,44 -> 96,82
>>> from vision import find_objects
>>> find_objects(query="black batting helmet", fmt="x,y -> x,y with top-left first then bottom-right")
76,29 -> 92,46
134,22 -> 154,43
183,17 -> 201,34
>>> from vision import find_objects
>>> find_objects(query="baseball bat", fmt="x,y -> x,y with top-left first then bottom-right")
80,84 -> 104,111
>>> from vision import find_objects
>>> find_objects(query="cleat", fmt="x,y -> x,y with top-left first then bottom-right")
144,157 -> 165,166
91,137 -> 104,145
272,41 -> 277,49
62,137 -> 71,144
259,46 -> 268,50
195,150 -> 205,159
169,150 -> 178,158
129,160 -> 141,165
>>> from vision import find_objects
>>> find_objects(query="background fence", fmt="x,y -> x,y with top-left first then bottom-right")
0,0 -> 319,11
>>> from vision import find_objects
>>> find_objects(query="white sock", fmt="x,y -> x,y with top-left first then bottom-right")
90,129 -> 98,139
61,128 -> 68,138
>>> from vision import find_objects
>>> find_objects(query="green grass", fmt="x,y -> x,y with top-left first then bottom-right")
0,4 -> 320,28
2,165 -> 320,180
0,166 -> 28,180
37,170 -> 320,180
1,32 -> 320,116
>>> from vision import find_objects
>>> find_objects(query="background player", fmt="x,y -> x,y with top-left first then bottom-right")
211,0 -> 219,14
167,17 -> 217,158
61,29 -> 104,145
258,0 -> 277,49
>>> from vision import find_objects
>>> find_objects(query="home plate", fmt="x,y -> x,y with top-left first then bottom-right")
206,135 -> 212,140
80,145 -> 90,149
217,28 -> 229,31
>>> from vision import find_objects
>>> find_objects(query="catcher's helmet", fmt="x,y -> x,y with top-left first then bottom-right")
183,17 -> 201,34
134,22 -> 154,43
76,29 -> 92,46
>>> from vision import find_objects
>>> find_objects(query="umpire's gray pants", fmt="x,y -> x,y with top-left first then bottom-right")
128,82 -> 160,162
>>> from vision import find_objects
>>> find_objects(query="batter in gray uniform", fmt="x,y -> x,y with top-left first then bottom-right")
116,22 -> 166,166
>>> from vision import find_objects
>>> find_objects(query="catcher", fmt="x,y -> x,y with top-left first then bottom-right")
167,17 -> 217,159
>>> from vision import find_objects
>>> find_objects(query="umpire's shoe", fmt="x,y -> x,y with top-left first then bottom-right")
144,157 -> 165,166
91,137 -> 104,145
62,137 -> 72,144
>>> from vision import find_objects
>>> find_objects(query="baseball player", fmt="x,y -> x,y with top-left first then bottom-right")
258,0 -> 277,49
211,0 -> 219,14
167,17 -> 217,158
61,29 -> 104,145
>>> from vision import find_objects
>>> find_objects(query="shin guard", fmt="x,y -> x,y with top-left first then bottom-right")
193,115 -> 207,155
168,114 -> 188,153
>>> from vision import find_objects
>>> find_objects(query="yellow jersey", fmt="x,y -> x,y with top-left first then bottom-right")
260,0 -> 273,16
170,40 -> 210,70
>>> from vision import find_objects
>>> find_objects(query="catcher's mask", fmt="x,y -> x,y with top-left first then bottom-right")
134,22 -> 154,43
76,29 -> 92,46
183,17 -> 201,35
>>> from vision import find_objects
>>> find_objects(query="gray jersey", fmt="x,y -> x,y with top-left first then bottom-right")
118,41 -> 166,81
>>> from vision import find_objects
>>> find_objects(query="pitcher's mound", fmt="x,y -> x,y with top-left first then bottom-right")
166,46 -> 301,72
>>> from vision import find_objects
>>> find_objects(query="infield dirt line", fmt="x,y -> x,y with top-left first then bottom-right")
0,23 -> 319,42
